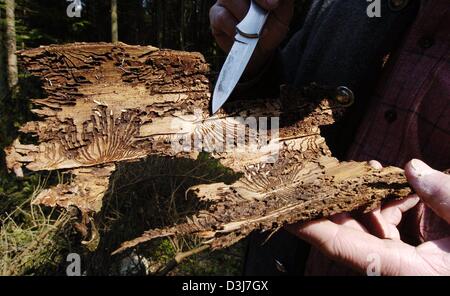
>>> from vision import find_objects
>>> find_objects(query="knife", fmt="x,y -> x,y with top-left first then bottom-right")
211,0 -> 269,114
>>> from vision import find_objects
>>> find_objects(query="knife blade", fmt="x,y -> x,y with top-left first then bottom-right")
212,1 -> 269,114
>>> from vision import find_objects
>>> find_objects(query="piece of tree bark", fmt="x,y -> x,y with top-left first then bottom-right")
5,42 -> 209,211
5,0 -> 18,89
5,43 -> 414,254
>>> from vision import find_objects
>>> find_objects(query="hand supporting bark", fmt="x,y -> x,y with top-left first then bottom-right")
209,0 -> 294,77
288,159 -> 450,276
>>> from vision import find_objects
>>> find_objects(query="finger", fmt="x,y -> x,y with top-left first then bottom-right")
210,5 -> 238,51
381,194 -> 420,226
329,213 -> 368,232
405,159 -> 450,224
366,195 -> 420,240
258,4 -> 292,54
362,195 -> 420,239
292,219 -> 416,275
286,213 -> 368,240
361,208 -> 396,239
373,195 -> 419,240
217,0 -> 250,20
272,0 -> 294,26
210,4 -> 238,37
255,0 -> 281,10
369,160 -> 383,170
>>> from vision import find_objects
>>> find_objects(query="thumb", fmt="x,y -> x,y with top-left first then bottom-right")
405,159 -> 450,224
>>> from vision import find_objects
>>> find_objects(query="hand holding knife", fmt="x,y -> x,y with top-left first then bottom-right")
211,0 -> 269,114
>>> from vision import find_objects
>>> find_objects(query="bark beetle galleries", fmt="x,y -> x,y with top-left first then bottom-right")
5,43 -> 412,253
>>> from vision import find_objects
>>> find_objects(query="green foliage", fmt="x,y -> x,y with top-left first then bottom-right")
0,178 -> 72,277
0,73 -> 43,207
0,75 -> 43,214
0,189 -> 72,276
174,243 -> 245,276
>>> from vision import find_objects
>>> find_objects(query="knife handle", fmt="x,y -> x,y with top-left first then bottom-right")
236,0 -> 269,38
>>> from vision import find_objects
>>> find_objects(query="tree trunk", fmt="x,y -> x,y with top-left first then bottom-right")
5,0 -> 18,89
111,0 -> 118,43
157,0 -> 164,48
0,7 -> 7,98
179,0 -> 185,50
5,43 -> 418,254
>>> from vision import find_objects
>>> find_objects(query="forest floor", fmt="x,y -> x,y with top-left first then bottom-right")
0,157 -> 246,276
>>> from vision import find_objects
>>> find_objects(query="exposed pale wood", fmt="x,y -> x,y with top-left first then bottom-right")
5,43 -> 416,254
31,165 -> 115,213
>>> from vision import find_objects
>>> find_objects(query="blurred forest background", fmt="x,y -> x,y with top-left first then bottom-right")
0,0 -> 310,275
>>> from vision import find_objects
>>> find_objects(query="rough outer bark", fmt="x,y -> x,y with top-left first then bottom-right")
5,0 -> 18,88
5,43 -> 414,253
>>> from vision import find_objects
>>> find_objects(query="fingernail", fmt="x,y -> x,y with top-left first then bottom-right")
369,160 -> 383,170
410,159 -> 433,177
